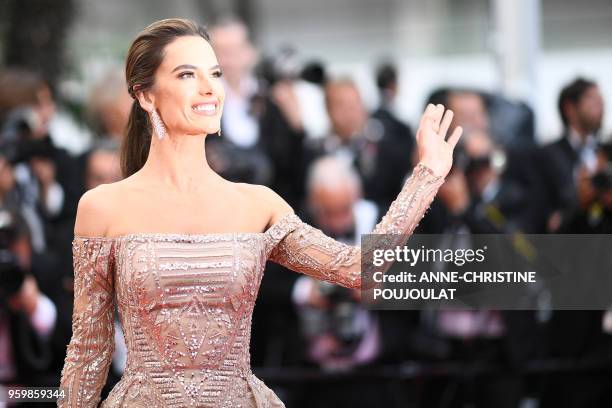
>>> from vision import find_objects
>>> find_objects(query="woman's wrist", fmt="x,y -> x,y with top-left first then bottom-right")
416,160 -> 446,179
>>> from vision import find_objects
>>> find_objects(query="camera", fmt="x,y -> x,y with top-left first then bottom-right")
311,282 -> 366,350
0,106 -> 55,165
257,47 -> 302,86
592,141 -> 612,196
0,209 -> 26,309
591,165 -> 612,193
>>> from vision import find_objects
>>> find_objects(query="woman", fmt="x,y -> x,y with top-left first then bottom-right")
58,18 -> 461,407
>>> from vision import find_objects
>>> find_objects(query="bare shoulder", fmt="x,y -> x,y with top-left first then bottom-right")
74,182 -> 123,237
236,183 -> 294,228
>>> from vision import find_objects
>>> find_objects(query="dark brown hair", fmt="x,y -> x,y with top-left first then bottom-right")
0,68 -> 47,119
558,77 -> 597,128
121,18 -> 210,178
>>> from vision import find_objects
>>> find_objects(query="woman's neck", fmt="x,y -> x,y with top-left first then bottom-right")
138,131 -> 219,193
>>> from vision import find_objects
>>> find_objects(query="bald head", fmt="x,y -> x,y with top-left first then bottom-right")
306,156 -> 361,236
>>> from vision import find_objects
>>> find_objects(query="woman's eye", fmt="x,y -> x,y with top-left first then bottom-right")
178,71 -> 195,79
212,70 -> 223,78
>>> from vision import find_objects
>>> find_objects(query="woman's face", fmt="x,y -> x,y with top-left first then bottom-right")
144,35 -> 225,136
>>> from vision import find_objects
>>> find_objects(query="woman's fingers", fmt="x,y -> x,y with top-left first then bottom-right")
432,104 -> 444,132
418,104 -> 462,153
420,104 -> 457,140
420,104 -> 435,129
420,103 -> 444,135
439,109 -> 454,139
447,126 -> 463,149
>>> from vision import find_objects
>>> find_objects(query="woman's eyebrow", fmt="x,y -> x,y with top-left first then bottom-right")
171,64 -> 221,72
172,64 -> 198,73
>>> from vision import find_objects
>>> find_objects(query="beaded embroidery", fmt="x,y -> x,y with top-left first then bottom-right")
58,163 -> 443,407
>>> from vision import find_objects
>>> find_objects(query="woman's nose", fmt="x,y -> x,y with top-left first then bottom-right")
198,75 -> 214,95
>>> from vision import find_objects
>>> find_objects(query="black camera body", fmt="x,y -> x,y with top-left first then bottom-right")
0,209 -> 27,309
314,282 -> 365,350
0,249 -> 25,307
0,107 -> 55,165
592,166 -> 612,193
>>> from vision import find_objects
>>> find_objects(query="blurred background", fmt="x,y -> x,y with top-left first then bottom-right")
2,0 -> 612,146
1,0 -> 612,407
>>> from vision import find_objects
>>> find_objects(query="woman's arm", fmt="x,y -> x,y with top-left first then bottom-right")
265,104 -> 462,289
58,187 -> 117,407
267,163 -> 444,288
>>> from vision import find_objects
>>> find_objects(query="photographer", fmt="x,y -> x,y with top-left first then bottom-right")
0,208 -> 57,387
417,91 -> 541,408
421,89 -> 544,235
557,141 -> 612,234
0,68 -> 82,256
290,156 -> 410,408
538,77 -> 605,232
204,20 -> 307,209
293,156 -> 381,370
540,141 -> 612,408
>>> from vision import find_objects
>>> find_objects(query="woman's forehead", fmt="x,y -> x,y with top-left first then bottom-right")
160,36 -> 218,71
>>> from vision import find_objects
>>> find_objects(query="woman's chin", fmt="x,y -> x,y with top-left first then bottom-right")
200,122 -> 221,135
181,128 -> 219,136
185,124 -> 220,135
204,127 -> 220,135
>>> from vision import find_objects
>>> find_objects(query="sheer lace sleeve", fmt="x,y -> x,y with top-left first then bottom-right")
58,237 -> 116,407
265,162 -> 445,289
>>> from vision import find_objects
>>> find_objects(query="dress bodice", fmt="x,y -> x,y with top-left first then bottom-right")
64,217 -> 301,408
107,223 -> 309,407
58,163 -> 445,407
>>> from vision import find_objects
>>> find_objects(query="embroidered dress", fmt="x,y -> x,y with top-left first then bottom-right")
58,163 -> 444,407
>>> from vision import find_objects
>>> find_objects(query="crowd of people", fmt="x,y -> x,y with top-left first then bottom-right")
0,17 -> 611,408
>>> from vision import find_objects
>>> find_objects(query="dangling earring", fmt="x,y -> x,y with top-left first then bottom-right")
218,128 -> 222,137
151,109 -> 167,140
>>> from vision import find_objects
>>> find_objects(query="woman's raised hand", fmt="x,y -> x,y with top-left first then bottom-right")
416,103 -> 463,178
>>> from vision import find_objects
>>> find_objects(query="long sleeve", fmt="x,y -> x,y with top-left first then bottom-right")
58,237 -> 116,407
267,162 -> 445,289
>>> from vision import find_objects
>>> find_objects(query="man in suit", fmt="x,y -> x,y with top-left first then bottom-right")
206,19 -> 307,209
419,88 -> 547,234
416,91 -> 541,408
538,79 -> 610,408
304,78 -> 413,216
539,142 -> 612,408
292,156 -> 415,408
538,77 -> 604,232
371,61 -> 415,160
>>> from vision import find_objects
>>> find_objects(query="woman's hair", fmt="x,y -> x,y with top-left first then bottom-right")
121,18 -> 210,178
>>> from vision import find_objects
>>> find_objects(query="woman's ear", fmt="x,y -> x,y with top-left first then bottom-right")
135,88 -> 155,113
